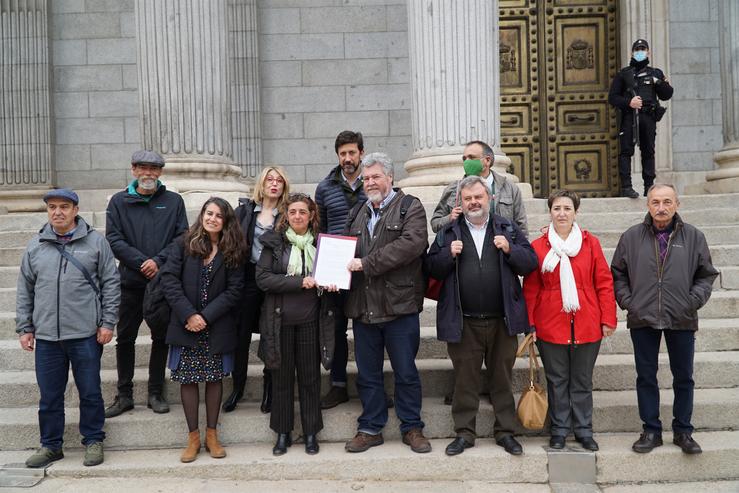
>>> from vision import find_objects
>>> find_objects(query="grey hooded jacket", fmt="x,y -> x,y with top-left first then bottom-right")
16,217 -> 120,341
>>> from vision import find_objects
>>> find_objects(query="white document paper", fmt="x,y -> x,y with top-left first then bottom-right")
313,234 -> 358,290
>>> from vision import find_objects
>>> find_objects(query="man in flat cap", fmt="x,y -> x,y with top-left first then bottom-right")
17,189 -> 120,467
104,150 -> 188,418
609,39 -> 673,198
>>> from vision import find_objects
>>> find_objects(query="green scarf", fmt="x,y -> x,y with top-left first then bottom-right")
285,227 -> 316,276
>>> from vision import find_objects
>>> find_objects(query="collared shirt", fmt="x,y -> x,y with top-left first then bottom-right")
251,204 -> 278,264
652,218 -> 675,267
366,189 -> 397,236
341,171 -> 362,191
483,171 -> 496,198
464,217 -> 489,259
52,225 -> 78,244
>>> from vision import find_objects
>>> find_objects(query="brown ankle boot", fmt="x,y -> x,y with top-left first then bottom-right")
180,430 -> 200,463
205,427 -> 226,458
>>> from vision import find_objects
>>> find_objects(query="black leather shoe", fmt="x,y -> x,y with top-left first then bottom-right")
304,434 -> 319,455
575,436 -> 599,451
222,389 -> 243,413
673,433 -> 702,454
549,436 -> 566,449
272,433 -> 292,456
445,437 -> 473,456
320,386 -> 349,410
147,394 -> 170,414
620,187 -> 640,199
261,374 -> 272,414
496,435 -> 523,456
104,395 -> 134,418
632,432 -> 663,453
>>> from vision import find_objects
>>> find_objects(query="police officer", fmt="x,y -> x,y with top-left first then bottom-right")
609,39 -> 673,198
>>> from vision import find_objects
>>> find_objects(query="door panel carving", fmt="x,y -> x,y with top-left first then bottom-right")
500,0 -> 619,197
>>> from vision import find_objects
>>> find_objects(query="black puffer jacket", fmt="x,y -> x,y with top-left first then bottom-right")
611,213 -> 718,331
255,230 -> 335,370
315,166 -> 366,235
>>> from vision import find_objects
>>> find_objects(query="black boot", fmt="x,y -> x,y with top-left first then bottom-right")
260,371 -> 272,414
273,433 -> 292,456
222,379 -> 245,413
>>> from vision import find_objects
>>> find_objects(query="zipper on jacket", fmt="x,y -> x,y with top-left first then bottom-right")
569,317 -> 577,347
653,223 -> 679,331
56,244 -> 64,340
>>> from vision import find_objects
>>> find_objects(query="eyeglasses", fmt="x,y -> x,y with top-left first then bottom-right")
265,176 -> 285,184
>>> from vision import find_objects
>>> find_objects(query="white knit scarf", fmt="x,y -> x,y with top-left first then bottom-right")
542,222 -> 583,313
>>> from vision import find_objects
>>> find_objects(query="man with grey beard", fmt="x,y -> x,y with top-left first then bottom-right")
104,150 -> 188,418
425,176 -> 537,456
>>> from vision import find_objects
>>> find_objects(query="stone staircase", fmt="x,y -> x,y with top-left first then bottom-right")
0,193 -> 738,489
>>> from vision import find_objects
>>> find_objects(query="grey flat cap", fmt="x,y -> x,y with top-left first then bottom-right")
131,149 -> 165,167
43,188 -> 79,205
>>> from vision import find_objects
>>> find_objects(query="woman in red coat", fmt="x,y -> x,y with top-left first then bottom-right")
523,190 -> 617,451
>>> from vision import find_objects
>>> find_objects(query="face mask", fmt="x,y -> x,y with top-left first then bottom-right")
633,50 -> 647,62
463,159 -> 483,176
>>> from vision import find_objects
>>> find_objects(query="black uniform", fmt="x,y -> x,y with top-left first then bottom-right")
608,58 -> 673,191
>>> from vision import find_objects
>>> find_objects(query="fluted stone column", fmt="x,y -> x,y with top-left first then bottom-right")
619,0 -> 673,191
135,0 -> 248,197
0,0 -> 53,212
399,0 -> 520,190
705,0 -> 739,193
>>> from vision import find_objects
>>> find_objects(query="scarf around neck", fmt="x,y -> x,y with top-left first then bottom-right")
542,222 -> 583,313
285,227 -> 316,276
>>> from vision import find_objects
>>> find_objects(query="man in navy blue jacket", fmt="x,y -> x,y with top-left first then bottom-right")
425,176 -> 537,456
314,130 -> 367,409
104,150 -> 188,418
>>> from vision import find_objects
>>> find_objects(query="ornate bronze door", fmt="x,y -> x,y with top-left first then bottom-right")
499,0 -> 620,198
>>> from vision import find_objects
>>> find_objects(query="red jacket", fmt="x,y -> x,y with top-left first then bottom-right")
523,229 -> 617,345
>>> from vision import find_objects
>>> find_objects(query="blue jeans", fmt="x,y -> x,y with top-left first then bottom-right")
353,314 -> 424,434
35,335 -> 105,449
330,291 -> 349,386
630,328 -> 695,434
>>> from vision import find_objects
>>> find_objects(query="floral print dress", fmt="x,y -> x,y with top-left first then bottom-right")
169,259 -> 234,384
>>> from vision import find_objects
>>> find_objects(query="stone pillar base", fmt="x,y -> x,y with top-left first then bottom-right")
0,189 -> 50,213
160,159 -> 251,208
705,147 -> 739,193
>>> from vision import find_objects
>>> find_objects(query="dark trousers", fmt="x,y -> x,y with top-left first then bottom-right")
115,287 -> 168,397
447,317 -> 518,442
36,335 -> 105,449
270,320 -> 323,435
232,268 -> 264,392
537,339 -> 601,438
353,314 -> 424,435
619,112 -> 657,189
330,290 -> 349,386
630,328 -> 695,434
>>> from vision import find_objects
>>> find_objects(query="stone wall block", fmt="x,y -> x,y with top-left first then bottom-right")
54,65 -> 122,92
302,59 -> 387,86
299,6 -> 386,33
262,86 -> 345,113
53,13 -> 121,39
304,111 -> 389,138
260,34 -> 344,61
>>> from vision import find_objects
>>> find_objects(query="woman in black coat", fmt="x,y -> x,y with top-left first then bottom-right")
222,166 -> 290,414
161,197 -> 245,463
256,193 -> 336,456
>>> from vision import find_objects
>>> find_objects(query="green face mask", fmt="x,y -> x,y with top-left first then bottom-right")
463,159 -> 483,176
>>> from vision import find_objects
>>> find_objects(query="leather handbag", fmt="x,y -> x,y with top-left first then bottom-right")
515,333 -> 548,430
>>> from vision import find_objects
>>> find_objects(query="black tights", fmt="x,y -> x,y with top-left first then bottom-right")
180,381 -> 223,432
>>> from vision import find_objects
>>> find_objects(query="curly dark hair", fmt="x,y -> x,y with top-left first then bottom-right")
185,197 -> 246,268
276,193 -> 320,235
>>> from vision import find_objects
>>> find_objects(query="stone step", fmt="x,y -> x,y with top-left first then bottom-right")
0,388 -> 737,451
523,208 -> 739,233
719,266 -> 739,290
0,230 -> 37,248
599,244 -> 739,267
0,211 -> 96,233
592,224 -> 739,248
3,319 -> 739,371
2,351 -> 738,408
0,266 -> 18,288
0,248 -> 25,267
2,431 -> 736,486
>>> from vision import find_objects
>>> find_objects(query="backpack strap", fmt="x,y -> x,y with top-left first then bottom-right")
53,243 -> 101,300
344,200 -> 366,233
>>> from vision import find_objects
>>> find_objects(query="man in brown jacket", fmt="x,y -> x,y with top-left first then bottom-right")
343,152 -> 431,454
611,184 -> 718,455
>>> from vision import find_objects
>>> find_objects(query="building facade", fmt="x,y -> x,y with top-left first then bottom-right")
1,0 -> 736,206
